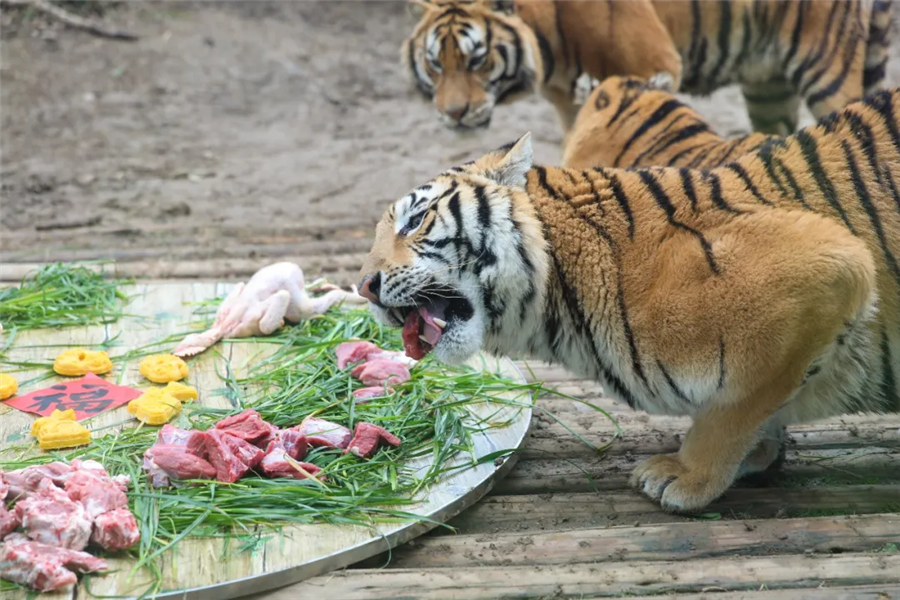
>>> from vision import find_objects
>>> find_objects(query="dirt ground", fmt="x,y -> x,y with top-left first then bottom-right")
3,1 -> 900,284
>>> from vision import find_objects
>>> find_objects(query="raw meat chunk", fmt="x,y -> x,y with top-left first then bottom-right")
352,386 -> 394,401
345,422 -> 402,459
143,445 -> 217,488
204,430 -> 265,483
351,359 -> 410,386
335,341 -> 380,369
90,508 -> 140,552
156,425 -> 209,458
215,409 -> 279,447
5,462 -> 72,501
65,469 -> 127,520
365,350 -> 417,367
0,504 -> 19,539
16,480 -> 92,550
0,470 -> 9,501
259,431 -> 308,478
293,417 -> 351,449
0,537 -> 106,592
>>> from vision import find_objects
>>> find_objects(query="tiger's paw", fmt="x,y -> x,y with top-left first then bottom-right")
631,454 -> 726,513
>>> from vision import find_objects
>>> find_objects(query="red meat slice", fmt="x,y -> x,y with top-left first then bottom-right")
351,359 -> 410,387
143,446 -> 218,487
15,480 -> 92,550
345,422 -> 402,459
259,431 -> 309,478
215,409 -> 279,447
64,470 -> 127,520
156,425 -> 209,458
335,341 -> 380,369
0,537 -> 107,592
292,417 -> 351,449
90,508 -> 140,552
4,462 -> 72,501
352,386 -> 394,401
204,430 -> 265,483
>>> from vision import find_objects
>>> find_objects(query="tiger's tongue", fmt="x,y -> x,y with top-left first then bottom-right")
401,301 -> 448,360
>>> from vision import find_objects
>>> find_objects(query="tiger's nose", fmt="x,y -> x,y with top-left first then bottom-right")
445,103 -> 469,122
358,273 -> 382,304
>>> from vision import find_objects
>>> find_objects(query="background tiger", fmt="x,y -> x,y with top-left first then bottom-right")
564,74 -> 776,169
357,91 -> 900,513
403,0 -> 893,137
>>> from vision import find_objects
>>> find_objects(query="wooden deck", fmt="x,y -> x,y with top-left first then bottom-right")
251,361 -> 900,599
2,249 -> 899,599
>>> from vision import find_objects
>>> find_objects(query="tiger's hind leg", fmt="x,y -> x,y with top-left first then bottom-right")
741,80 -> 800,135
737,421 -> 787,478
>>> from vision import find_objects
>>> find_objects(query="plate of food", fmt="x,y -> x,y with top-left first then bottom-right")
0,263 -> 534,599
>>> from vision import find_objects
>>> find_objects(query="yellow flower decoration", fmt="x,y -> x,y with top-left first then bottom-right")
53,348 -> 113,377
128,388 -> 183,425
0,373 -> 18,400
139,354 -> 189,383
30,408 -> 77,438
161,381 -> 198,403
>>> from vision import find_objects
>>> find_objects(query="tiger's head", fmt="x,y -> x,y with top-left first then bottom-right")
402,0 -> 542,130
358,133 -> 549,365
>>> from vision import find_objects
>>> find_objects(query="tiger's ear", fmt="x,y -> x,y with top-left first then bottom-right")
647,71 -> 676,93
408,0 -> 435,19
484,0 -> 516,14
487,132 -> 533,189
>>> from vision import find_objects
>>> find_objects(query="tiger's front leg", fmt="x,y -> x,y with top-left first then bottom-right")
631,379 -> 795,513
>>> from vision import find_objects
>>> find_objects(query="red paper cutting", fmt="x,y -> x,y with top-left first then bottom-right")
4,373 -> 142,420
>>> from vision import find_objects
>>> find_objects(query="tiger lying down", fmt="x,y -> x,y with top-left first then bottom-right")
357,88 -> 900,513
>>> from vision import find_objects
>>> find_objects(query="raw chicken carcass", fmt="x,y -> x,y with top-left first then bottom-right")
173,262 -> 367,357
0,505 -> 19,539
351,359 -> 411,387
204,430 -> 265,483
15,480 -> 92,550
345,423 -> 401,459
0,537 -> 107,592
90,508 -> 140,552
293,417 -> 352,449
215,409 -> 279,447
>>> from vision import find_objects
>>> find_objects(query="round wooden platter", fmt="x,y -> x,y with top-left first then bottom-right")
0,281 -> 533,600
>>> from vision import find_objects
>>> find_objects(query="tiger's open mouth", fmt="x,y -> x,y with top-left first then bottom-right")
387,287 -> 474,360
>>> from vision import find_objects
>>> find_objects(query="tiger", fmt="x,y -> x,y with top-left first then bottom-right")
357,89 -> 900,513
563,74 -> 777,169
402,0 -> 894,136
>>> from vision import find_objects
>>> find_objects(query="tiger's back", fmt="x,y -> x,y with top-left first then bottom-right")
564,75 -> 775,169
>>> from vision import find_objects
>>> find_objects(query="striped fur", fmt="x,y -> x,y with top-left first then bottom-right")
359,89 -> 900,512
403,0 -> 893,136
564,75 -> 775,169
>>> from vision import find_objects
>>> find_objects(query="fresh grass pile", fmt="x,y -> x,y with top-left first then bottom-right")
0,262 -> 131,331
0,303 -> 541,597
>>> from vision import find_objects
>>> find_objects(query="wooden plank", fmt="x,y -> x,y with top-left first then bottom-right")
445,486 -> 900,534
523,414 -> 900,459
623,585 -> 900,599
0,282 -> 532,599
494,450 -> 900,495
259,553 -> 900,599
374,514 -> 900,569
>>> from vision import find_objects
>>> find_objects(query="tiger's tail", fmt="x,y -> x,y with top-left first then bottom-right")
864,0 -> 894,95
